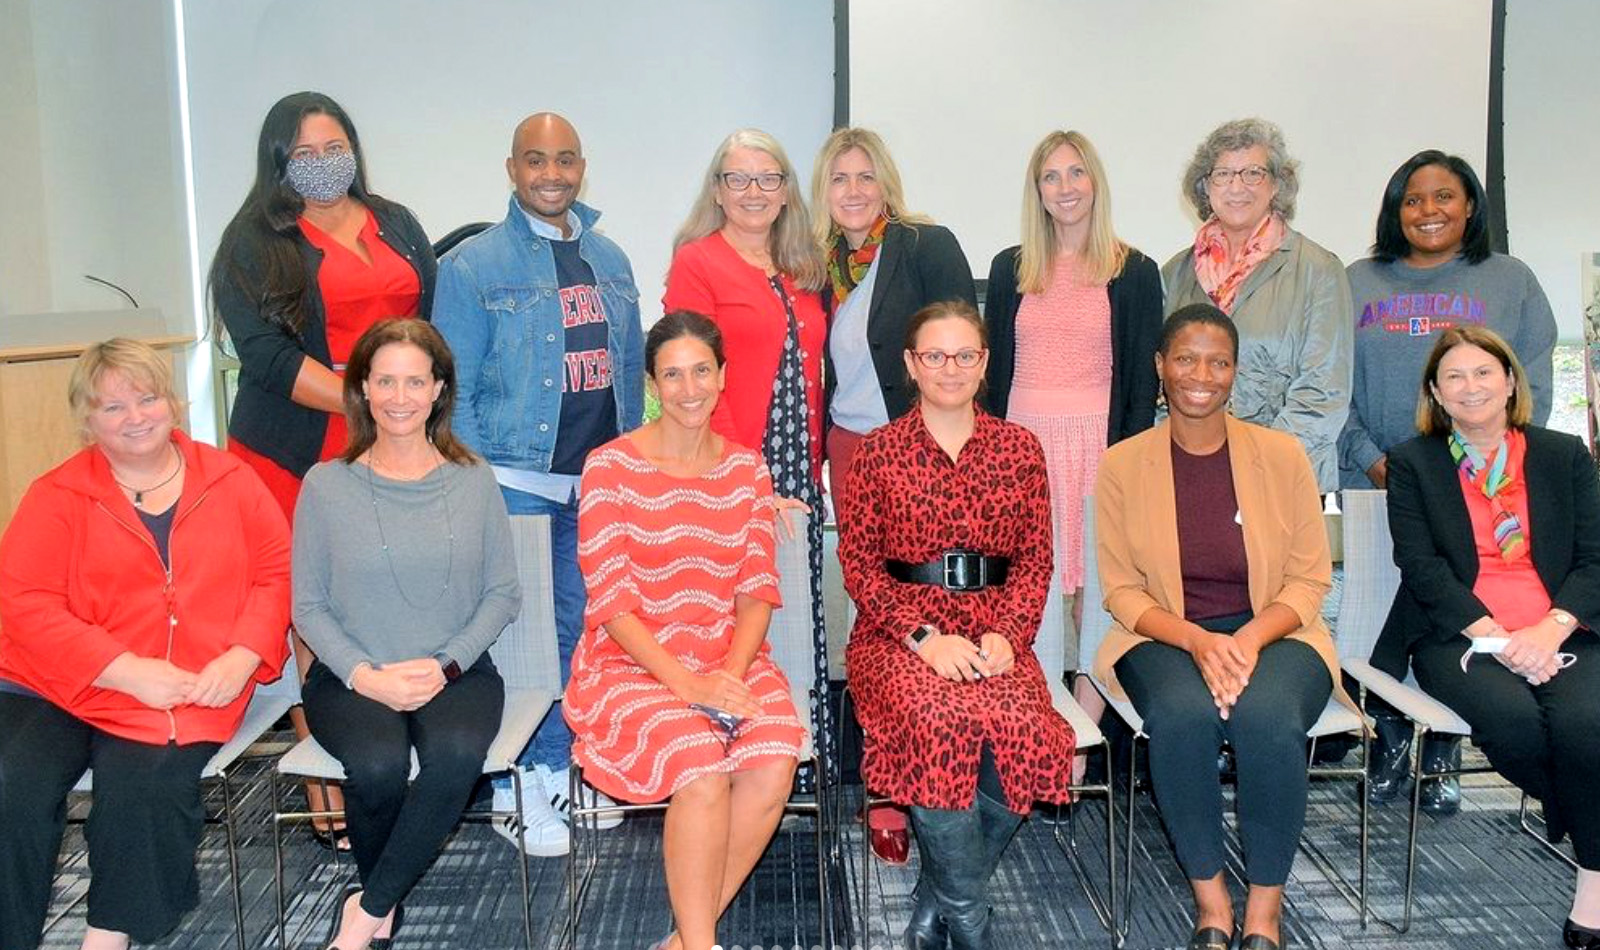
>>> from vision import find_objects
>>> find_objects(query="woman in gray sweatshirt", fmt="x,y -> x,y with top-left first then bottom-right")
293,319 -> 520,950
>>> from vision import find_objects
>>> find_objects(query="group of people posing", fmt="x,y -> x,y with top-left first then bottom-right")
0,87 -> 1594,950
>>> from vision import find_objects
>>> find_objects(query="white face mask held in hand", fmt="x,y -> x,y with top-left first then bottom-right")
1459,636 -> 1577,677
285,151 -> 357,203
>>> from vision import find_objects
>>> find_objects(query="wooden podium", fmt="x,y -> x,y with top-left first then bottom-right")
0,310 -> 192,534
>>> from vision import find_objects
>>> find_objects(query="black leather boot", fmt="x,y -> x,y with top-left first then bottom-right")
1366,708 -> 1414,805
1417,734 -> 1462,817
909,803 -> 997,950
903,879 -> 948,950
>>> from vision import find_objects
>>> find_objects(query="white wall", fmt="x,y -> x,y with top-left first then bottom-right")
183,0 -> 835,329
0,0 -> 190,324
1504,0 -> 1600,340
850,0 -> 1492,294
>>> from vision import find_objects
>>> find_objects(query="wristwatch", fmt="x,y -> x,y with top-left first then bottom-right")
433,652 -> 462,682
1550,610 -> 1576,630
905,625 -> 938,653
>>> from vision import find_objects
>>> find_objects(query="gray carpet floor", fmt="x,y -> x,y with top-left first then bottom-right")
39,743 -> 1578,950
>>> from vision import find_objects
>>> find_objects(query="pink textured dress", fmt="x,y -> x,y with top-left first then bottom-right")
563,437 -> 806,803
1006,256 -> 1112,592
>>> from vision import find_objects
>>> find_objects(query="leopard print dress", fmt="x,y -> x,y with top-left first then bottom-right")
838,406 -> 1076,813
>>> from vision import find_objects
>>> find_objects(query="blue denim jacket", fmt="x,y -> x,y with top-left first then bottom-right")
434,197 -> 643,470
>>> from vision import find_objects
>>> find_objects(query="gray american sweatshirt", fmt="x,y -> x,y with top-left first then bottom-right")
1338,253 -> 1556,488
292,459 -> 521,683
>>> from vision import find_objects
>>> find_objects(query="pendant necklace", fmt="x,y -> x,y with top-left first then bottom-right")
111,446 -> 182,510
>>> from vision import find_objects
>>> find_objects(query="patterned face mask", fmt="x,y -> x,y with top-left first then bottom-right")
285,151 -> 357,203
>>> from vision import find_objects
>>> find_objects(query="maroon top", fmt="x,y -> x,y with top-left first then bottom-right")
1172,439 -> 1251,622
839,406 -> 1075,813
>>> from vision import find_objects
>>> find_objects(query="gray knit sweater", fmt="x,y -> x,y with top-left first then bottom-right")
1338,253 -> 1556,488
292,459 -> 521,683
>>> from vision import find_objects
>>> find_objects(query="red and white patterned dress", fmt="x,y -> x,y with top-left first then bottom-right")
563,436 -> 806,803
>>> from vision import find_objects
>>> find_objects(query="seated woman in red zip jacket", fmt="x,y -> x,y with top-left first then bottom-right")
0,338 -> 292,950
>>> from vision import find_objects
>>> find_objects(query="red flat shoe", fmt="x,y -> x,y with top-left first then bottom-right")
869,825 -> 910,865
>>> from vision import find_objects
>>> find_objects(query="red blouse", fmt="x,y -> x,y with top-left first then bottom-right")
299,208 -> 422,460
1462,429 -> 1549,629
663,232 -> 826,482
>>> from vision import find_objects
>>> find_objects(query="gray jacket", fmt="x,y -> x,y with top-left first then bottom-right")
1164,228 -> 1353,491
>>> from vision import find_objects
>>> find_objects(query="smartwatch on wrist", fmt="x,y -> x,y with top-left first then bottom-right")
905,625 -> 937,653
432,652 -> 462,682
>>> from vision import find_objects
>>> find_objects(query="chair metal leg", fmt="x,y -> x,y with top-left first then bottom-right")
270,769 -> 287,950
219,770 -> 248,950
1122,737 -> 1137,936
1359,724 -> 1371,928
513,768 -> 534,950
1401,722 -> 1426,933
1518,793 -> 1580,869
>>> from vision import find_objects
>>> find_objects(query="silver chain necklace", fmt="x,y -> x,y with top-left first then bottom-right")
364,447 -> 455,610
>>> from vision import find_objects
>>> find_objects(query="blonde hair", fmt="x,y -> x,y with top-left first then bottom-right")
1416,325 -> 1533,435
1016,130 -> 1129,293
808,127 -> 931,249
69,338 -> 185,437
672,129 -> 825,291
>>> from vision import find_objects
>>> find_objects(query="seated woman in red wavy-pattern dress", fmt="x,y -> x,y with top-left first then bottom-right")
563,312 -> 804,950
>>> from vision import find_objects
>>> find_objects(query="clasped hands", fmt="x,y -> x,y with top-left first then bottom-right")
917,630 -> 1015,682
100,645 -> 262,711
1187,629 -> 1260,720
1467,616 -> 1570,685
674,667 -> 762,720
351,658 -> 450,712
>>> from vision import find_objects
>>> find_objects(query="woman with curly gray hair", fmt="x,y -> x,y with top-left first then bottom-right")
1164,118 -> 1352,493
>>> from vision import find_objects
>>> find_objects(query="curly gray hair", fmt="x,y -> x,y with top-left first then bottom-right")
1181,117 -> 1299,222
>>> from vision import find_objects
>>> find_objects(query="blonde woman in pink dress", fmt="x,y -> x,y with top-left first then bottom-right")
983,130 -> 1163,777
564,312 -> 804,950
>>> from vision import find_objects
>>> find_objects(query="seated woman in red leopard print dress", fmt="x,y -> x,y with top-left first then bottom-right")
839,300 -> 1076,950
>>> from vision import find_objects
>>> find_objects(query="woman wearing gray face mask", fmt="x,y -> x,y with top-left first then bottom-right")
207,90 -> 436,864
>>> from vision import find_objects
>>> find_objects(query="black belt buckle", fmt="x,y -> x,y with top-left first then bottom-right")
942,549 -> 985,592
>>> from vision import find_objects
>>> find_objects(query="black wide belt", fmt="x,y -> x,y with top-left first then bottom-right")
886,550 -> 1010,592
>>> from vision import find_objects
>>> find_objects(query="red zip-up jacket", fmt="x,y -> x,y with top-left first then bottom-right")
0,431 -> 292,746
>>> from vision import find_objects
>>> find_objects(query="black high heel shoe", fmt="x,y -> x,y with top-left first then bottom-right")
325,885 -> 362,949
1566,918 -> 1600,949
369,903 -> 404,950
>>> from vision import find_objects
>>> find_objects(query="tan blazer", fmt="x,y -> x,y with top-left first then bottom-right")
1092,415 -> 1354,711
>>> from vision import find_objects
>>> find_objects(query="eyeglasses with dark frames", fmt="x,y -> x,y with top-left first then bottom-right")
719,171 -> 787,192
1206,165 -> 1271,188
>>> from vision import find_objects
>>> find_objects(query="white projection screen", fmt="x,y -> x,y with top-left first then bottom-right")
849,0 -> 1495,281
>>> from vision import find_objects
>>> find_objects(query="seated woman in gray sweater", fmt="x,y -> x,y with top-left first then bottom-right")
293,318 -> 520,950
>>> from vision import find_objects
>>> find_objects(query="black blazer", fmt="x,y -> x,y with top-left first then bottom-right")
1372,425 -> 1600,677
983,245 -> 1163,444
822,221 -> 977,425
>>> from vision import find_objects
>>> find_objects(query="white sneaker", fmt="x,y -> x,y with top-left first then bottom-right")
490,767 -> 570,857
545,766 -> 625,830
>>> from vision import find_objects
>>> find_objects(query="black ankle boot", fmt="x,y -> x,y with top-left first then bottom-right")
903,880 -> 948,950
1366,709 -> 1414,805
1418,734 -> 1462,817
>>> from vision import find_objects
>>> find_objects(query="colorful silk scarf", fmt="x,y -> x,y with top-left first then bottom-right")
827,214 -> 888,306
1191,212 -> 1286,314
1448,428 -> 1527,560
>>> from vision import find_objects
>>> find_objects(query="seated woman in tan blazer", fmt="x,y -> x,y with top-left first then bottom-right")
1094,303 -> 1352,950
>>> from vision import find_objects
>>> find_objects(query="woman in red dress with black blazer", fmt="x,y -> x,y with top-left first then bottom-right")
839,301 -> 1075,950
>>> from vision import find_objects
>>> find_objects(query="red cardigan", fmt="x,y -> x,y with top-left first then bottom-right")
663,232 -> 826,482
0,431 -> 292,746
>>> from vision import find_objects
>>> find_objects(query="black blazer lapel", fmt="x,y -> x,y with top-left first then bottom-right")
1418,436 -> 1481,587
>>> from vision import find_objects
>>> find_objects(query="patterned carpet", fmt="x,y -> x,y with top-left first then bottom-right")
39,740 -> 1578,950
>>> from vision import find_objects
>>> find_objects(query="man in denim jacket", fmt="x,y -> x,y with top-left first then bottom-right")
434,113 -> 642,856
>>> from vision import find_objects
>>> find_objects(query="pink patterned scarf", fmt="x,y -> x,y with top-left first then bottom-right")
1192,213 -> 1286,314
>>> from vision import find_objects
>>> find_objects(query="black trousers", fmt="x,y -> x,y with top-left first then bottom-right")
1117,638 -> 1331,885
0,693 -> 218,948
1411,628 -> 1600,870
301,657 -> 503,917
